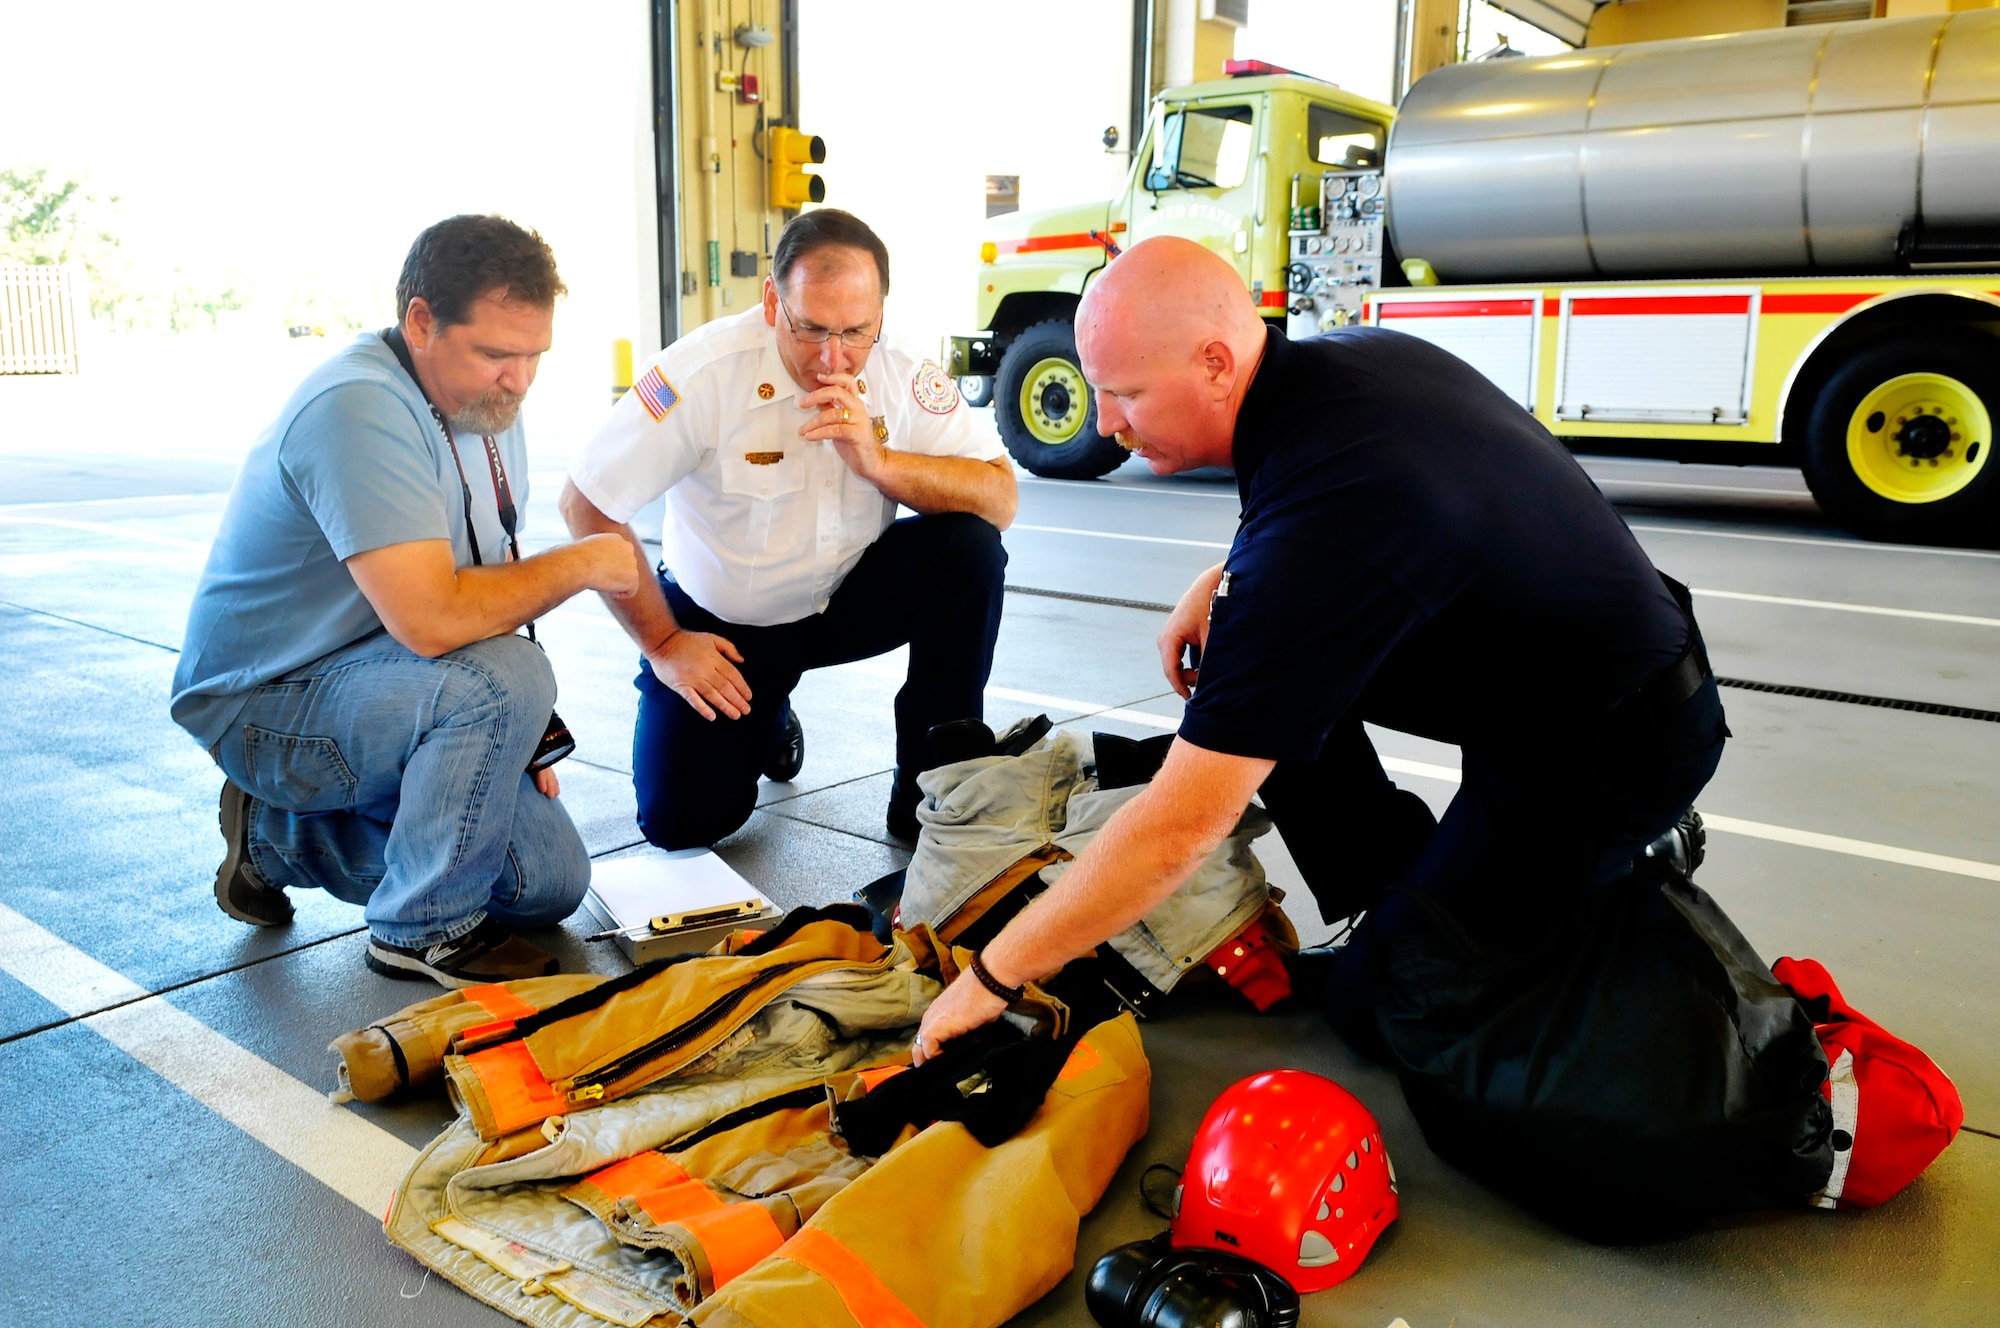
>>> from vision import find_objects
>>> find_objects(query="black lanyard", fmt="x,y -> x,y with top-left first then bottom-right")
382,326 -> 536,642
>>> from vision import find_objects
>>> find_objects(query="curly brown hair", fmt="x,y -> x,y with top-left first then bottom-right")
395,214 -> 566,328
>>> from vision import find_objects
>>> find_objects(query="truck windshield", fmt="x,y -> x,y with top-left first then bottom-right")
1147,104 -> 1254,192
1309,104 -> 1383,169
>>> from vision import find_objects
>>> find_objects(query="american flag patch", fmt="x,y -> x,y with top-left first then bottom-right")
634,366 -> 679,421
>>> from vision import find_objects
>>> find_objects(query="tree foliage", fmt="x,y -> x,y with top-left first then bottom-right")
1,165 -> 117,268
2,164 -> 247,331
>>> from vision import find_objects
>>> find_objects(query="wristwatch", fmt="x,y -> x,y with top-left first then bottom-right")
870,414 -> 889,443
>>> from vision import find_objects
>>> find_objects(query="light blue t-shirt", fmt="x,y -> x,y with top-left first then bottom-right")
171,331 -> 530,750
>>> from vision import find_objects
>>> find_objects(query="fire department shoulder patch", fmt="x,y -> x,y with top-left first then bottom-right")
912,361 -> 959,414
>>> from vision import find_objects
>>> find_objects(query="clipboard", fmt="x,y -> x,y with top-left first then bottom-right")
582,850 -> 781,965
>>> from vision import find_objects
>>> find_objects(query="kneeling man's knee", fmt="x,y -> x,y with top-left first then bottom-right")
635,780 -> 756,851
451,633 -> 558,720
931,511 -> 1007,583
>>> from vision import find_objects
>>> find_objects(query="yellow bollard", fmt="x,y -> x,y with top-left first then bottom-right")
611,338 -> 634,404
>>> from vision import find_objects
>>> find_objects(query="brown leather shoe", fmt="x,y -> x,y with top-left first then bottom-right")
214,780 -> 293,927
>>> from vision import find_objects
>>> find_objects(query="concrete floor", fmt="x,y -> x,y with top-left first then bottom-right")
2,387 -> 1996,1327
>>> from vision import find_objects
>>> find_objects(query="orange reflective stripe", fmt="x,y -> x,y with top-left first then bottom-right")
636,1179 -> 722,1225
457,1018 -> 516,1046
856,1064 -> 910,1091
680,1202 -> 785,1289
1057,1040 -> 1102,1080
464,1039 -> 567,1133
778,1227 -> 928,1328
465,983 -> 538,1022
583,1151 -> 723,1225
585,1150 -> 693,1196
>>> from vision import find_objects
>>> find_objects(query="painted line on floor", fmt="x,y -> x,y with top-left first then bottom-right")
1593,477 -> 1812,498
832,658 -> 1190,732
1629,523 -> 2000,561
0,514 -> 212,550
1359,762 -> 2000,879
1017,476 -> 1237,500
0,491 -> 226,512
1011,522 -> 1232,550
1692,587 -> 2000,629
1698,815 -> 2000,882
1005,525 -> 2000,625
0,901 -> 414,1214
951,680 -> 2000,885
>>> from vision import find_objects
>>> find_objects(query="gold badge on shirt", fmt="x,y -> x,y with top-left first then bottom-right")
757,382 -> 776,400
856,377 -> 867,395
745,451 -> 785,465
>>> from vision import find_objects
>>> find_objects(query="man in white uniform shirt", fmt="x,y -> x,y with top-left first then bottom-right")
562,210 -> 1017,845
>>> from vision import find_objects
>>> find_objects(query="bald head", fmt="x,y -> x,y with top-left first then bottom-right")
1075,237 -> 1270,474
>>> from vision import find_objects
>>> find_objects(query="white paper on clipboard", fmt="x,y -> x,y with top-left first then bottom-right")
586,851 -> 772,932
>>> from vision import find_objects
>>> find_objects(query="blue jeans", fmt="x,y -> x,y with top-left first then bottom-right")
211,630 -> 589,947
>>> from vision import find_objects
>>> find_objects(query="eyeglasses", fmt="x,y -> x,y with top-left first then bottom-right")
777,294 -> 881,350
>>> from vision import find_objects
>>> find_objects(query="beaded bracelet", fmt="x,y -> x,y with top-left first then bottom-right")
968,951 -> 1025,1003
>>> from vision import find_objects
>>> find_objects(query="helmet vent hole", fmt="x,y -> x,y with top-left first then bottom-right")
1345,1150 -> 1358,1169
1297,1230 -> 1340,1267
1361,1136 -> 1372,1153
1331,1173 -> 1345,1193
1316,1198 -> 1331,1221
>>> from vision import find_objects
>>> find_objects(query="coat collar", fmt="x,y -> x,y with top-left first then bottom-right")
748,322 -> 798,411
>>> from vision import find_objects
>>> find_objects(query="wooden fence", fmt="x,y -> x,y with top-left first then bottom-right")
0,264 -> 83,374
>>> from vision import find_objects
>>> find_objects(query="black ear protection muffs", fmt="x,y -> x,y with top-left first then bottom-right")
1085,1234 -> 1301,1328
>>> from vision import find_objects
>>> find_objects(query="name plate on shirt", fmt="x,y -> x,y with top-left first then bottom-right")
745,450 -> 785,465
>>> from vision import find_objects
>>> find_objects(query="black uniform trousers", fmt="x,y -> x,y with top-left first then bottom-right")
632,512 -> 1006,849
1263,674 -> 1730,1057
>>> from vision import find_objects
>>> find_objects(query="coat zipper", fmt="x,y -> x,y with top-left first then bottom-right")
561,958 -> 824,1104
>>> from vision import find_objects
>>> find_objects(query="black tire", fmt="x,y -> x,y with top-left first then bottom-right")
993,318 -> 1128,480
1801,330 -> 2000,546
958,374 -> 994,408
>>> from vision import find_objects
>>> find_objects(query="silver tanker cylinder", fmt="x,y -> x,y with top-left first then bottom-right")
1384,10 -> 2000,283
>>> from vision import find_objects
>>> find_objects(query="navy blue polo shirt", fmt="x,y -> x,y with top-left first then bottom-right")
1178,325 -> 1689,764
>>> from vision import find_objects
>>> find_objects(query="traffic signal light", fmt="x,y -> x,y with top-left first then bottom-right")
768,127 -> 826,208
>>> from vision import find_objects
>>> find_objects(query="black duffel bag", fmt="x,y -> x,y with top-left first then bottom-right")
1374,860 -> 1834,1242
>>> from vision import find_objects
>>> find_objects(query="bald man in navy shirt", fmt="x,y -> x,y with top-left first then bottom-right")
913,236 -> 1723,1063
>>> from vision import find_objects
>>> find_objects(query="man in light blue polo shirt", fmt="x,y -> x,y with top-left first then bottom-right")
172,214 -> 641,987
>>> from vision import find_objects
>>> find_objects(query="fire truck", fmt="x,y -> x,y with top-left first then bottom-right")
948,11 -> 2000,545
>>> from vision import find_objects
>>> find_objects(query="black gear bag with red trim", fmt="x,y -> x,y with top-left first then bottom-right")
1374,859 -> 1835,1242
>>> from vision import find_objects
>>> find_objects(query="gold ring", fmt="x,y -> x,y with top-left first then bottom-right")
840,405 -> 850,423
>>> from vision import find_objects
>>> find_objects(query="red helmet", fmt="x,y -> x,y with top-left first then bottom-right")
1170,1070 -> 1398,1293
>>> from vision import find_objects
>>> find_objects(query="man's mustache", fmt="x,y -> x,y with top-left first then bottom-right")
1113,430 -> 1142,452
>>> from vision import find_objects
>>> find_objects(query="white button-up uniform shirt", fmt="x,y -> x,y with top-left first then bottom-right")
569,308 -> 1004,627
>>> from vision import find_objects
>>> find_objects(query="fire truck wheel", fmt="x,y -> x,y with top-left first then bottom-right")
959,375 -> 994,408
1803,330 -> 2000,546
994,319 -> 1129,480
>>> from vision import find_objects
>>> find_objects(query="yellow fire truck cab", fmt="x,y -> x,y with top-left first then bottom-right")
951,17 -> 2000,548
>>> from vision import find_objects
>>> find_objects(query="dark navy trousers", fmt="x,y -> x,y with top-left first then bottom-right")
1264,676 -> 1730,1055
632,513 -> 1006,849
